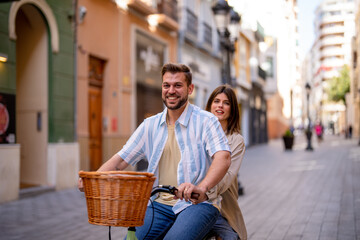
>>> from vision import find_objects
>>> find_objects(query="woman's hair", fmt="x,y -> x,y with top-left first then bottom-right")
206,85 -> 240,135
161,63 -> 192,86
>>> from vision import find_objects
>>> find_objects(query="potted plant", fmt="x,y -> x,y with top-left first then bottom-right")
283,129 -> 294,150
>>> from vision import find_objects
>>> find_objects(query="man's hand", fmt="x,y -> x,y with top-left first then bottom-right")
78,177 -> 84,192
174,183 -> 208,204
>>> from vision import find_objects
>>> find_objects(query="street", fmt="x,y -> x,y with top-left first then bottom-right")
0,134 -> 359,240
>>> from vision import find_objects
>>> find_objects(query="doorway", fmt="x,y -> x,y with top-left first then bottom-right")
15,4 -> 48,187
88,56 -> 105,171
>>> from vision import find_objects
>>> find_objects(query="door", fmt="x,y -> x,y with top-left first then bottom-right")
89,87 -> 102,170
88,56 -> 105,171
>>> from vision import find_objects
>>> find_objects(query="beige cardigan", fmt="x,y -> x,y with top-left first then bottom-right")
216,133 -> 247,240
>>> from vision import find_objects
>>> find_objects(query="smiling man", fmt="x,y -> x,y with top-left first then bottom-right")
80,63 -> 231,240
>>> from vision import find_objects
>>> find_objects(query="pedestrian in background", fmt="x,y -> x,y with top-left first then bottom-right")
348,125 -> 353,138
205,85 -> 247,240
79,63 -> 231,240
315,121 -> 324,143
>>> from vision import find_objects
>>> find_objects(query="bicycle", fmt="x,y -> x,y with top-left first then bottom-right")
79,171 -> 210,240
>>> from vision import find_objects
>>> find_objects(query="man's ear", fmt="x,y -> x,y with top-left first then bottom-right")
188,84 -> 194,95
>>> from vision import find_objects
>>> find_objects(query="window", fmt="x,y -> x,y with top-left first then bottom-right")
265,56 -> 274,78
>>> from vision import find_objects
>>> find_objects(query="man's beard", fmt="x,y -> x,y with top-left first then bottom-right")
163,95 -> 188,110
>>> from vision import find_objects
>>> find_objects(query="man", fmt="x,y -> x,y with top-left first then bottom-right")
80,63 -> 231,239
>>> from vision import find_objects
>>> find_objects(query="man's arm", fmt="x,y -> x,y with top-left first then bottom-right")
176,150 -> 231,202
78,154 -> 129,191
97,154 -> 129,171
197,150 -> 231,191
216,140 -> 245,195
206,135 -> 245,200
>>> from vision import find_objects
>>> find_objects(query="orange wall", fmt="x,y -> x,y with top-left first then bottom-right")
77,0 -> 177,139
77,0 -> 120,138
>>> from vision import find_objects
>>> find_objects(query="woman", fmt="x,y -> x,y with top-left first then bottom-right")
205,85 -> 247,240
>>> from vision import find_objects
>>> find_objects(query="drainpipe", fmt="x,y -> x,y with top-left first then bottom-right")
73,0 -> 78,141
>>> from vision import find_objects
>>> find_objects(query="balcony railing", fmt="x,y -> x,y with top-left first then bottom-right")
321,47 -> 343,58
320,36 -> 344,47
157,0 -> 178,22
258,66 -> 266,81
319,15 -> 344,26
320,26 -> 345,36
203,22 -> 212,46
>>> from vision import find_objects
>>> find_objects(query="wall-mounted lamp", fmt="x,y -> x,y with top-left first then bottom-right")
147,14 -> 159,32
249,57 -> 258,67
0,53 -> 8,63
79,6 -> 87,24
114,0 -> 128,10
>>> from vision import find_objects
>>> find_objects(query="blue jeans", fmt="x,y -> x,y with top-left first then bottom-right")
135,201 -> 220,240
211,214 -> 239,240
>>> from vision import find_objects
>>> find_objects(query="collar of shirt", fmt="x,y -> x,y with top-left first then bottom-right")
160,102 -> 192,127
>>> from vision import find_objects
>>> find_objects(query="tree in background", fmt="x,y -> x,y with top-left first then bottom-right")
326,65 -> 350,104
326,65 -> 350,136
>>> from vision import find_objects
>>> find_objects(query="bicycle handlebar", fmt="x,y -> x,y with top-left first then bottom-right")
151,185 -> 199,200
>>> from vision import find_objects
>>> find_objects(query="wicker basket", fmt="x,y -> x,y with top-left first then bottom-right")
79,171 -> 156,227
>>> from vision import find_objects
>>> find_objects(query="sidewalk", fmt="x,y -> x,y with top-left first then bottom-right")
0,134 -> 359,240
238,133 -> 360,240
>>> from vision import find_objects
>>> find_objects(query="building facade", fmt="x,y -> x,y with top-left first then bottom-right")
76,0 -> 178,172
0,0 -> 79,203
350,0 -> 360,140
312,0 -> 355,133
176,0 -> 222,109
270,0 -> 301,132
232,0 -> 300,139
235,29 -> 253,146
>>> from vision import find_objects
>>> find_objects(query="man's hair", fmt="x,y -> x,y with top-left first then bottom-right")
206,85 -> 241,135
161,63 -> 192,86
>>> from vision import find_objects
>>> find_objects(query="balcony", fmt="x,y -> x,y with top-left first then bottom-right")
320,36 -> 344,47
254,22 -> 265,42
321,58 -> 345,68
321,26 -> 345,36
203,22 -> 212,46
184,8 -> 198,43
318,15 -> 344,26
148,0 -> 179,31
320,47 -> 344,58
157,0 -> 178,22
127,0 -> 156,16
250,65 -> 266,86
258,66 -> 266,81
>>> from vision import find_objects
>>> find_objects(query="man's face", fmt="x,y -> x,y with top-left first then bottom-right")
162,72 -> 194,110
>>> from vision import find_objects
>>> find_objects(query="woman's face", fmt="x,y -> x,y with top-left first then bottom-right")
210,93 -> 231,124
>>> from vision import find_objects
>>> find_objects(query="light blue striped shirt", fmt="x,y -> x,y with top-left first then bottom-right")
118,102 -> 230,214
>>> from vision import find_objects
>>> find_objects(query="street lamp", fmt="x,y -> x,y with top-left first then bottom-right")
212,0 -> 240,86
305,83 -> 313,151
229,8 -> 241,43
212,0 -> 231,36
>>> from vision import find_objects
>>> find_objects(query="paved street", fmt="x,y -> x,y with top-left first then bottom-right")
1,134 -> 359,240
